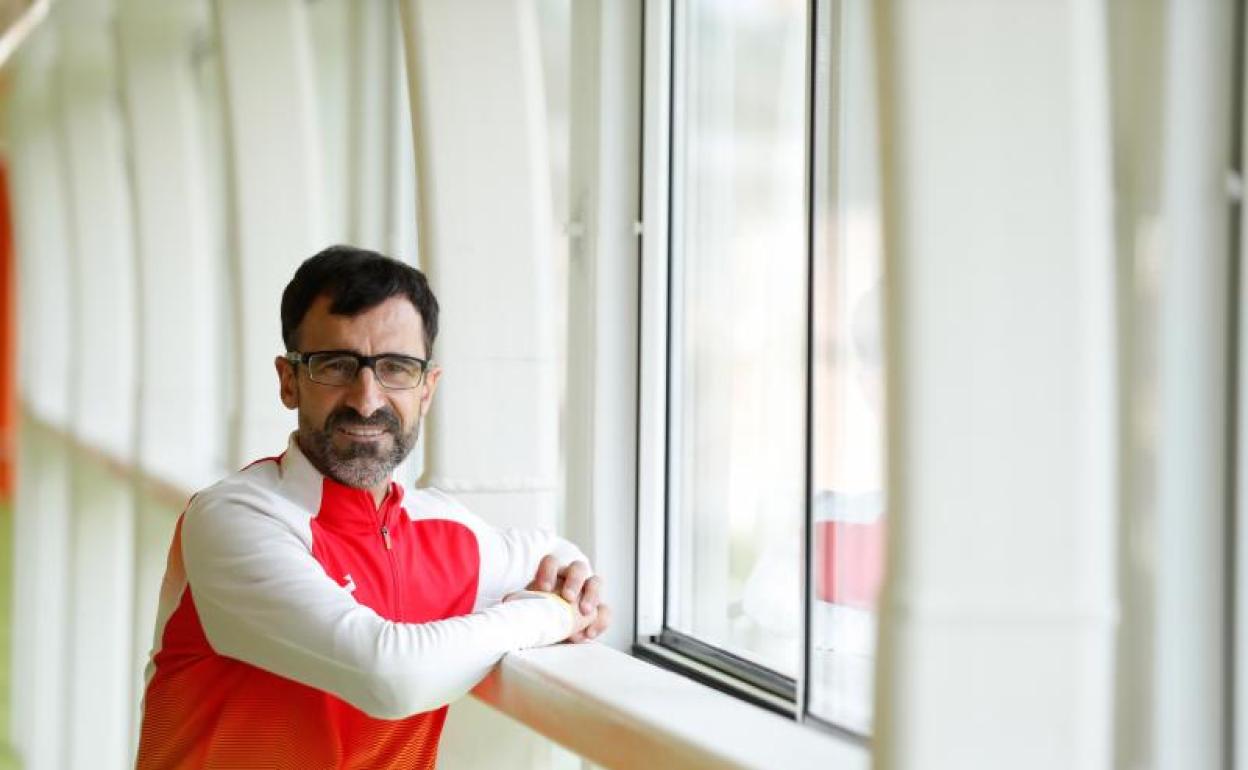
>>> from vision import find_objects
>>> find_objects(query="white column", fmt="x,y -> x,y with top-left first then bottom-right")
306,0 -> 351,245
116,7 -> 219,754
130,494 -> 180,753
117,0 -> 221,493
1105,2 -> 1165,767
11,423 -> 72,770
398,3 -> 563,766
7,27 -> 72,428
213,0 -> 327,464
872,2 -> 1117,768
564,0 -> 642,650
381,1 -> 424,488
345,0 -> 391,252
53,5 -> 141,767
1156,2 -> 1236,768
55,3 -> 137,460
66,462 -> 135,770
384,10 -> 419,264
6,24 -> 74,770
400,0 -> 559,530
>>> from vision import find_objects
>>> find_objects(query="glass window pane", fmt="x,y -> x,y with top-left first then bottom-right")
809,0 -> 885,733
666,0 -> 810,677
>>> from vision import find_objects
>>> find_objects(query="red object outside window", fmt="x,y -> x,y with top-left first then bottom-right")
813,491 -> 885,609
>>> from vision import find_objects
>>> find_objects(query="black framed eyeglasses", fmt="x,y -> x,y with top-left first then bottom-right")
284,350 -> 430,390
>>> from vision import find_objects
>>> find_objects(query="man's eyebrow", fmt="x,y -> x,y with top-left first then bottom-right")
299,349 -> 428,360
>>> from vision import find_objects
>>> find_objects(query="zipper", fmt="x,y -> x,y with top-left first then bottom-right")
378,503 -> 403,615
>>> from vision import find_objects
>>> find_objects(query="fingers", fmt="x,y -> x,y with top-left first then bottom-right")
526,554 -> 561,592
575,575 -> 603,616
591,603 -> 611,637
567,603 -> 611,644
568,605 -> 595,640
557,562 -> 596,614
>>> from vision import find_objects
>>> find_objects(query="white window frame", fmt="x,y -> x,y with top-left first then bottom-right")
636,0 -> 673,645
634,0 -> 871,738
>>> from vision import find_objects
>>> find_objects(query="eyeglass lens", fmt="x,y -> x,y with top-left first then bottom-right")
306,353 -> 424,389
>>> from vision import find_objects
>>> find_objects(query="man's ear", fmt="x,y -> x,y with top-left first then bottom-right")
418,365 -> 442,419
276,356 -> 299,410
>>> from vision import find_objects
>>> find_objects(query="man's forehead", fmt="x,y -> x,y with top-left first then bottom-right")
299,294 -> 426,354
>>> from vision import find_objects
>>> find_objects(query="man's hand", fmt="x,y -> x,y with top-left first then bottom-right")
526,555 -> 611,642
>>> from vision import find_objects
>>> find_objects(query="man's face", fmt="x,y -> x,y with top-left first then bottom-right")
276,294 -> 441,491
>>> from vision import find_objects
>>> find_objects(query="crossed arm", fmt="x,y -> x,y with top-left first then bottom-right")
181,491 -> 610,720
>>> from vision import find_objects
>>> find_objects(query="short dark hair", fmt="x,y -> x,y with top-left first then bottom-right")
280,245 -> 439,356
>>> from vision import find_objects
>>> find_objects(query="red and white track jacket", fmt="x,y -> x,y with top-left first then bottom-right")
135,437 -> 585,769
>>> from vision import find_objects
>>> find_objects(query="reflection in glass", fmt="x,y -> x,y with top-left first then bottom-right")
666,0 -> 809,677
809,0 -> 885,733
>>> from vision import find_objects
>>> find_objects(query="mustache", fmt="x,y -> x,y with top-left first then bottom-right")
324,407 -> 402,435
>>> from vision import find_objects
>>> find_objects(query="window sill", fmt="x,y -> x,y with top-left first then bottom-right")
473,642 -> 869,769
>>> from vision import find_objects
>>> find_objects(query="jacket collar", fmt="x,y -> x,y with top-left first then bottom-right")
278,434 -> 404,526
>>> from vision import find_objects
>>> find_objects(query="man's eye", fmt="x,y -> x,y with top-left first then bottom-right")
379,359 -> 419,377
319,358 -> 355,374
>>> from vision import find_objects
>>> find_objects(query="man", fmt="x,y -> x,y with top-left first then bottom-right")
136,246 -> 608,769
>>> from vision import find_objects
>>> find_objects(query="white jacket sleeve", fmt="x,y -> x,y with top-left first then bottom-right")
180,492 -> 577,720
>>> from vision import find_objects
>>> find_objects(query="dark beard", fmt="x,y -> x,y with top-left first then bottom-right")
297,406 -> 417,489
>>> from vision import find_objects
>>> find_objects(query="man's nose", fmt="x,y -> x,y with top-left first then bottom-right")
342,365 -> 388,418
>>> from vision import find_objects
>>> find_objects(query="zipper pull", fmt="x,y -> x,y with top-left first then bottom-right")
381,525 -> 392,550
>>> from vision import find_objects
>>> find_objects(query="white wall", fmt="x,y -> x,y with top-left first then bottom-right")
118,0 -> 222,493
55,1 -> 137,460
7,25 -> 70,429
10,425 -> 72,770
401,0 -> 561,531
872,2 -> 1117,767
213,0 -> 327,465
4,2 -> 594,768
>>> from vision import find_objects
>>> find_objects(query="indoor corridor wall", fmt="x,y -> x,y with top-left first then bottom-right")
1,1 -> 596,768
